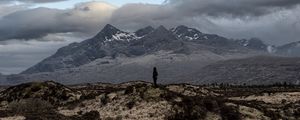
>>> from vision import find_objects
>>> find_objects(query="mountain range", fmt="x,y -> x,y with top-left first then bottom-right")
1,24 -> 300,85
275,41 -> 300,56
189,56 -> 300,85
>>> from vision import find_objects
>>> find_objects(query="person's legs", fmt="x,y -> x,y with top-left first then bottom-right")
153,77 -> 157,87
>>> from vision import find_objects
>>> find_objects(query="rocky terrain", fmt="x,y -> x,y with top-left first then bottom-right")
1,81 -> 300,120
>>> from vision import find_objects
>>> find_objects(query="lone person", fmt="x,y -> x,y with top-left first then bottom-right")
153,67 -> 158,87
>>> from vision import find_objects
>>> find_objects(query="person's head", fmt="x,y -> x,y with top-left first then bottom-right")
153,67 -> 157,71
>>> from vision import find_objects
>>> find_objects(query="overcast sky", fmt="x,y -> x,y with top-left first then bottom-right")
0,0 -> 300,74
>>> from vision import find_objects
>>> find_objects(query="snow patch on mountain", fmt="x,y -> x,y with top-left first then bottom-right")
104,32 -> 140,42
171,26 -> 203,41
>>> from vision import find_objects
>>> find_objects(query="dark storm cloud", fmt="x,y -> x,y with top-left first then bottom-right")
0,2 -> 115,41
166,0 -> 300,17
20,0 -> 67,3
109,0 -> 300,29
0,8 -> 66,40
109,3 -> 218,32
0,0 -> 67,4
0,33 -> 88,74
1,0 -> 300,74
109,0 -> 300,45
0,4 -> 28,17
0,0 -> 300,44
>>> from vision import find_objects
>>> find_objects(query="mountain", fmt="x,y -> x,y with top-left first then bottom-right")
134,26 -> 154,37
22,24 -> 256,74
22,25 -> 182,74
0,73 -> 7,85
5,24 -> 272,85
22,24 -> 144,74
171,25 -> 204,41
188,56 -> 300,85
171,25 -> 239,48
235,38 -> 268,51
276,41 -> 300,57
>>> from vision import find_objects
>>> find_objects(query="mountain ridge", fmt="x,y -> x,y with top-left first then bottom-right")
189,55 -> 300,85
22,24 -> 269,74
3,24 -> 294,85
275,41 -> 300,56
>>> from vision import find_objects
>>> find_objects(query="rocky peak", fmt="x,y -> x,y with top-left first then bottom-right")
93,24 -> 138,42
172,25 -> 191,33
134,25 -> 183,53
156,25 -> 169,32
93,24 -> 122,39
144,25 -> 177,40
135,26 -> 154,37
236,38 -> 267,51
147,25 -> 175,38
102,24 -> 120,34
171,25 -> 203,41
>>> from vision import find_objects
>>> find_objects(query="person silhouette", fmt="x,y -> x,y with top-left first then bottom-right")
153,67 -> 158,87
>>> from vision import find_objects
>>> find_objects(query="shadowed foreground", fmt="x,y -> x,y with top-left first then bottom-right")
0,81 -> 300,120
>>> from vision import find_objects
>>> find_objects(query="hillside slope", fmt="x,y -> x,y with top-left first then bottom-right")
276,41 -> 300,57
189,56 -> 300,85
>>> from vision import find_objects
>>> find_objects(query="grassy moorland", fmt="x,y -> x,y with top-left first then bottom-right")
0,81 -> 300,120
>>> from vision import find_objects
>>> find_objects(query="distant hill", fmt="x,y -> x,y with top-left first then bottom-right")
275,41 -> 300,57
188,56 -> 300,85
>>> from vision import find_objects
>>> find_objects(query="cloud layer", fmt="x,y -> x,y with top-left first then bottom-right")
0,33 -> 88,74
1,0 -> 300,44
0,2 -> 115,41
167,0 -> 300,17
109,0 -> 300,45
0,0 -> 67,4
0,0 -> 300,74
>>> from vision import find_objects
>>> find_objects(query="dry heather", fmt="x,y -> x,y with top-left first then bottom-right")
0,81 -> 300,120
